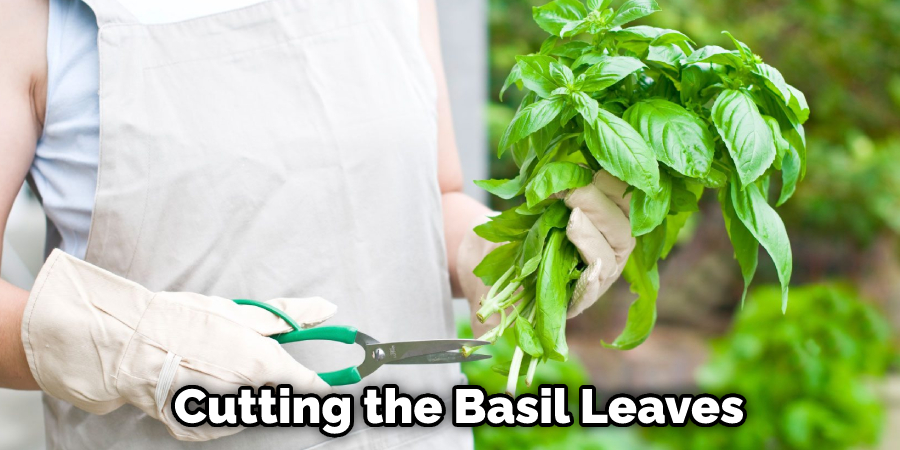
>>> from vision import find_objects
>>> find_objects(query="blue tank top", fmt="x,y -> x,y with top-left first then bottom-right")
30,0 -> 99,260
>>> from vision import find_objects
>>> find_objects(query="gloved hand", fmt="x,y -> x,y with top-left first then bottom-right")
21,249 -> 335,442
563,170 -> 634,318
457,170 -> 634,330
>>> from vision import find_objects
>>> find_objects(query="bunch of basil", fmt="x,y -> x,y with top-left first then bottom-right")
468,0 -> 810,395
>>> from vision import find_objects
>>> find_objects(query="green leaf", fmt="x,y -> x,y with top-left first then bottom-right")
661,212 -> 691,258
722,31 -> 753,61
684,45 -> 743,68
712,89 -> 776,186
516,55 -> 562,98
610,0 -> 660,28
585,108 -> 660,195
474,178 -> 525,200
499,64 -> 522,102
630,171 -> 672,236
611,26 -> 694,48
783,123 -> 807,180
778,144 -> 801,206
680,63 -> 719,104
519,202 -> 570,279
580,56 -> 645,92
515,319 -> 544,358
549,62 -> 575,87
753,63 -> 792,106
720,185 -> 758,307
763,115 -> 790,169
560,19 -> 591,37
623,99 -> 715,178
499,95 -> 566,156
525,161 -> 593,207
786,85 -> 810,124
572,51 -> 607,69
474,208 -> 540,243
549,41 -> 591,59
535,229 -> 579,360
570,91 -> 599,123
473,241 -> 521,286
646,44 -> 685,71
532,0 -> 588,37
603,233 -> 661,350
539,36 -> 560,55
731,179 -> 792,311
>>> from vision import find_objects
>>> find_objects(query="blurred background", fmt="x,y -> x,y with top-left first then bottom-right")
2,0 -> 899,449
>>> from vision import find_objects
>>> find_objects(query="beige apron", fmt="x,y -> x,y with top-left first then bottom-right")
42,0 -> 471,448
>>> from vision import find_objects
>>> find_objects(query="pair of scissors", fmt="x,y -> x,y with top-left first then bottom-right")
234,299 -> 491,386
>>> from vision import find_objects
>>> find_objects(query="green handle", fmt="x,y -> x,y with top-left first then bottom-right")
233,299 -> 361,386
271,326 -> 358,344
317,366 -> 363,386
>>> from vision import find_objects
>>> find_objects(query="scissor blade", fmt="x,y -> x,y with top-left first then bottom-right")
387,352 -> 491,365
365,339 -> 489,363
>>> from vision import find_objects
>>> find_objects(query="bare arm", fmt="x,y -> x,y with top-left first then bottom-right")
418,0 -> 492,298
0,0 -> 48,390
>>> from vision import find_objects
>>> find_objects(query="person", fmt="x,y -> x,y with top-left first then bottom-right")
0,0 -> 634,447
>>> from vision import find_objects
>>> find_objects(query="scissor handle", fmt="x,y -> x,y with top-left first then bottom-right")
233,299 -> 362,386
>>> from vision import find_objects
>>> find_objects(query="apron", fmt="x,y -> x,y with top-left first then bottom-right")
41,0 -> 472,448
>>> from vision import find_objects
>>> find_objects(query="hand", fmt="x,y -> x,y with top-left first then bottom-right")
563,170 -> 635,318
21,249 -> 336,442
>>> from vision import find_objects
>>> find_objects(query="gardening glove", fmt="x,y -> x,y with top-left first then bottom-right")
563,170 -> 635,318
21,249 -> 335,442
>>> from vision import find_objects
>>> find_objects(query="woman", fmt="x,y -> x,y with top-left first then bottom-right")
0,0 -> 632,447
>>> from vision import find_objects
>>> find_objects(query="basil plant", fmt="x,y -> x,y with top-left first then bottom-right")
467,0 -> 810,395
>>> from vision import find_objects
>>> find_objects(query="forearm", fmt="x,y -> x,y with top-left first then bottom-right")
442,191 -> 491,297
0,278 -> 37,390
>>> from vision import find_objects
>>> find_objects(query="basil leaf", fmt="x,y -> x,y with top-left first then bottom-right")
611,25 -> 693,48
661,212 -> 692,258
684,45 -> 743,68
722,31 -> 753,61
499,64 -> 522,102
786,85 -> 810,124
525,161 -> 593,207
603,231 -> 661,350
610,0 -> 660,28
623,99 -> 715,178
539,36 -> 560,55
680,63 -> 719,104
630,171 -> 672,236
778,144 -> 801,206
532,0 -> 588,37
474,208 -> 540,243
515,319 -> 544,358
549,62 -> 575,87
720,185 -> 759,307
519,201 -> 570,279
549,41 -> 592,59
570,91 -> 599,123
535,229 -> 578,361
580,56 -> 645,92
646,44 -> 685,71
473,241 -> 521,286
731,179 -> 792,311
712,89 -> 776,186
585,108 -> 660,195
572,51 -> 607,69
516,55 -> 562,98
499,94 -> 566,156
783,124 -> 807,180
753,63 -> 792,106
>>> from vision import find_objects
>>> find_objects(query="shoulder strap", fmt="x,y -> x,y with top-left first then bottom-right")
81,0 -> 138,26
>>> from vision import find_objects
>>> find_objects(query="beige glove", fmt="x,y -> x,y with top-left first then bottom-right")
563,170 -> 634,318
21,249 -> 335,442
457,170 -> 634,328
